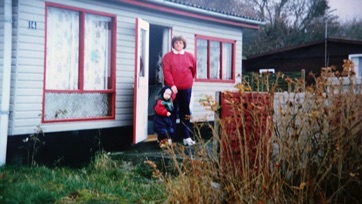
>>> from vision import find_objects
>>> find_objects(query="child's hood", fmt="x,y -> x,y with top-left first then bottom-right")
158,86 -> 173,101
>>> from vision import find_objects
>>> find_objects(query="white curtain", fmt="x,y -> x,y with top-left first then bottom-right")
196,39 -> 208,79
222,43 -> 232,80
46,7 -> 79,90
210,41 -> 220,79
84,14 -> 112,90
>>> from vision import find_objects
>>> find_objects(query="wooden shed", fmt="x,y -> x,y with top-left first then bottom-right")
243,38 -> 362,82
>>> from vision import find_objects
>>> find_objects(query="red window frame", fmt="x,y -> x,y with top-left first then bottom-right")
195,34 -> 236,83
42,2 -> 117,123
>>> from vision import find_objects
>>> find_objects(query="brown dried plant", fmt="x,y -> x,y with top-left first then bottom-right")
145,60 -> 362,203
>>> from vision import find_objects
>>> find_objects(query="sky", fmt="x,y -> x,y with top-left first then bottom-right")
328,0 -> 362,21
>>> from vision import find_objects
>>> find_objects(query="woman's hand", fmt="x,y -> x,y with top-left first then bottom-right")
171,85 -> 178,94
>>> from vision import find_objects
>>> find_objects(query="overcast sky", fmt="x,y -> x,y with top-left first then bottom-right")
328,0 -> 362,21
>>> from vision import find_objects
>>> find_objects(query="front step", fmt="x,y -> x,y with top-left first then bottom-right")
144,134 -> 158,142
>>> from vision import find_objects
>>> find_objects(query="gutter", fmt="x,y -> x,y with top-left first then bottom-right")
0,0 -> 12,166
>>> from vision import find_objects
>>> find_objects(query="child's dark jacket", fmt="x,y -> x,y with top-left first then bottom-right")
153,87 -> 176,135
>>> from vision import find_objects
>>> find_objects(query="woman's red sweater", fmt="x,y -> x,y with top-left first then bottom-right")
162,51 -> 196,90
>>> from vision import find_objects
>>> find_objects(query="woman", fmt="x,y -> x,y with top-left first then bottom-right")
162,35 -> 196,146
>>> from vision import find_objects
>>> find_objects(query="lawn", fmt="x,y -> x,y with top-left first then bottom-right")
0,152 -> 166,203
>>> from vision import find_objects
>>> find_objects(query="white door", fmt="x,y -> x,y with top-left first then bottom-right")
133,18 -> 149,144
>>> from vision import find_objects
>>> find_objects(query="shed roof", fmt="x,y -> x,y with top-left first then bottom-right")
247,38 -> 362,60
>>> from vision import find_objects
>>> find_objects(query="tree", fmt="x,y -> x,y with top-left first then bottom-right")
336,19 -> 362,40
242,0 -> 339,55
177,0 -> 361,56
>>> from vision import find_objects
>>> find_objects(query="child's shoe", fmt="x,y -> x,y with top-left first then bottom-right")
159,139 -> 172,149
183,137 -> 196,146
159,139 -> 167,149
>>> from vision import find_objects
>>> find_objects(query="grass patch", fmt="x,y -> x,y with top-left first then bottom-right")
0,152 -> 166,203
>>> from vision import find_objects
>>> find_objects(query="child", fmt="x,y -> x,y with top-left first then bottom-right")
153,86 -> 176,148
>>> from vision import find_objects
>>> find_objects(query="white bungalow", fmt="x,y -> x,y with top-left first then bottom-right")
0,0 -> 264,164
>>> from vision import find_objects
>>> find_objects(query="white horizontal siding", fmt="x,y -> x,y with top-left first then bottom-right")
14,120 -> 126,135
14,95 -> 42,104
16,81 -> 43,88
16,43 -> 43,53
12,111 -> 41,120
192,83 -> 239,121
15,72 -> 44,81
9,0 -> 46,135
9,0 -> 244,135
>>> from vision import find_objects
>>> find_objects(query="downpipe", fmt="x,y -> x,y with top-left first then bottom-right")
0,0 -> 12,166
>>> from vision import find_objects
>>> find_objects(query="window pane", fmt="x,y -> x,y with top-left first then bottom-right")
84,14 -> 112,90
222,43 -> 232,80
44,93 -> 111,120
210,41 -> 220,79
196,39 -> 207,79
46,7 -> 79,90
139,29 -> 146,77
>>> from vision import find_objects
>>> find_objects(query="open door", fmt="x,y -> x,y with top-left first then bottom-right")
133,18 -> 149,144
146,25 -> 172,141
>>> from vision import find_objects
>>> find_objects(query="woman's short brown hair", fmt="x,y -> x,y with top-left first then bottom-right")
171,35 -> 187,49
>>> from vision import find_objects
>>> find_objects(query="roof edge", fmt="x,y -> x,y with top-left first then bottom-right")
150,0 -> 265,25
118,0 -> 265,29
247,37 -> 362,59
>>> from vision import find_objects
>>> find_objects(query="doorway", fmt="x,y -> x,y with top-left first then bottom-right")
147,24 -> 171,138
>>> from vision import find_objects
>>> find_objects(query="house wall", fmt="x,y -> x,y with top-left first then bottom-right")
8,0 -> 243,136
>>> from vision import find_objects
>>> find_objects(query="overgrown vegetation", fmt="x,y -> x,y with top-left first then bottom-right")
145,59 -> 362,203
243,71 -> 302,92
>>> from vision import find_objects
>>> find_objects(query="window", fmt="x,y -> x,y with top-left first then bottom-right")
349,54 -> 362,78
195,35 -> 235,82
43,4 -> 116,122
